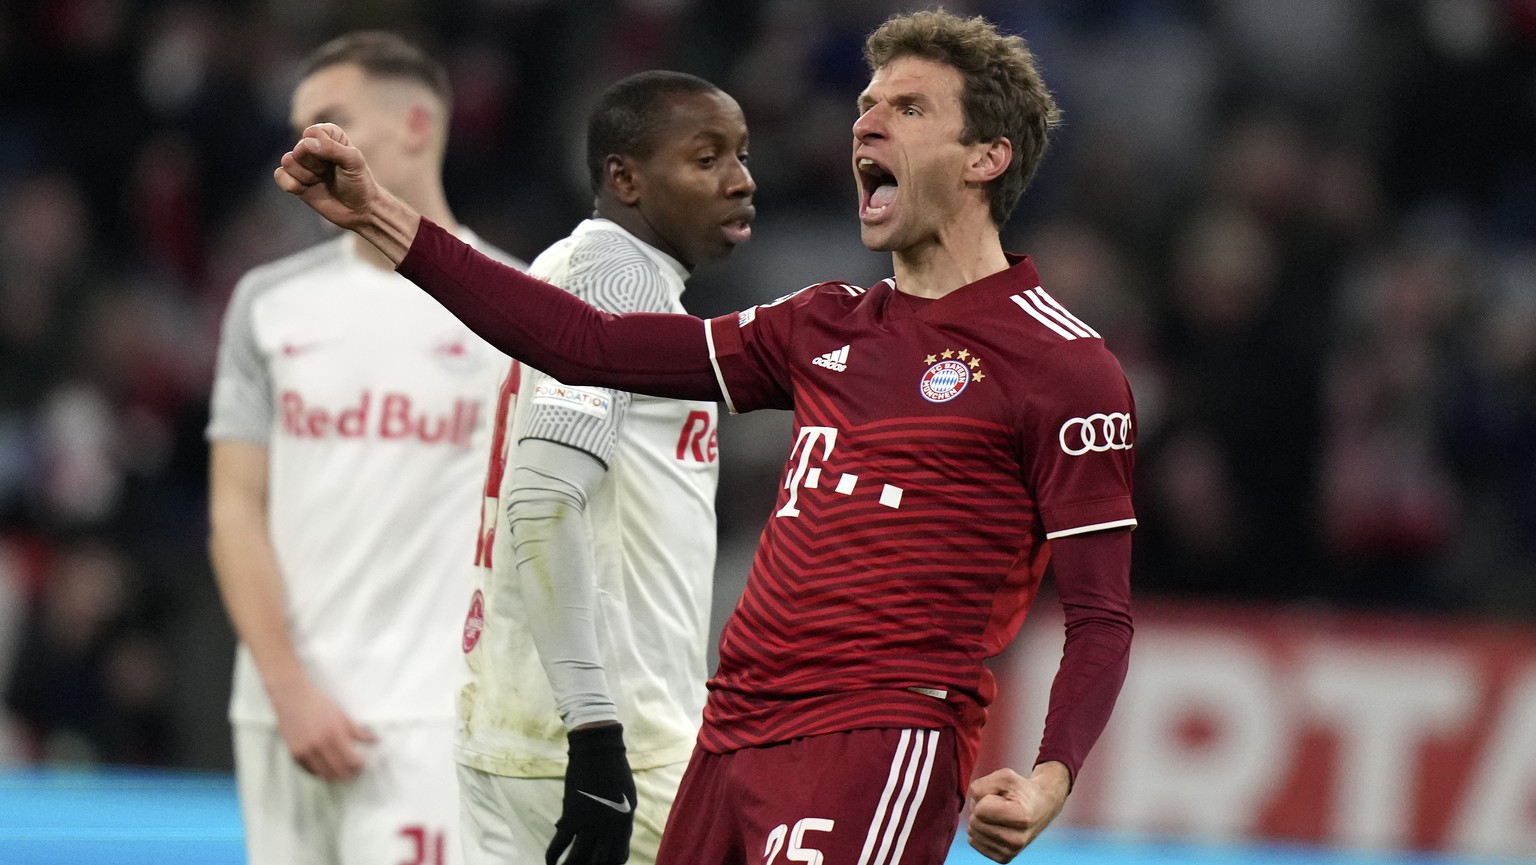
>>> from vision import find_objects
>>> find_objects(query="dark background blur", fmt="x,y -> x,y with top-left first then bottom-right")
0,0 -> 1533,772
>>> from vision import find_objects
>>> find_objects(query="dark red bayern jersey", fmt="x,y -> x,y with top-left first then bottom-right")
701,255 -> 1137,782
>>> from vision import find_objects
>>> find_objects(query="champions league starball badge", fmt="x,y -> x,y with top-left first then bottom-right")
919,348 -> 985,403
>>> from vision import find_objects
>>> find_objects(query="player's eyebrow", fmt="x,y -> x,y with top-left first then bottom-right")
684,128 -> 750,149
856,90 -> 931,114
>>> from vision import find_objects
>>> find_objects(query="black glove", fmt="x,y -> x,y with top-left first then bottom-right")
546,722 -> 636,865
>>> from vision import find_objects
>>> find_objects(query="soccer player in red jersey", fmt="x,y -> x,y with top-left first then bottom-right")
275,10 -> 1135,864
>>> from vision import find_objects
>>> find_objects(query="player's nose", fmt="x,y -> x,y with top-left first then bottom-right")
853,104 -> 887,142
726,157 -> 755,198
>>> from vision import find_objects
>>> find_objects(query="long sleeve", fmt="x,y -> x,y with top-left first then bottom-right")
397,218 -> 724,400
503,439 -> 617,729
1035,527 -> 1134,780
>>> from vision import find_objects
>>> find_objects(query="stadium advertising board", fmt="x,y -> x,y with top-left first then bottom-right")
982,600 -> 1536,858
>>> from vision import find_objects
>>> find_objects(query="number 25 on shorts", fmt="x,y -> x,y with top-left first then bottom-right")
762,818 -> 834,865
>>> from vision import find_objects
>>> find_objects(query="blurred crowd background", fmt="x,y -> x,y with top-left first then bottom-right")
0,0 -> 1533,772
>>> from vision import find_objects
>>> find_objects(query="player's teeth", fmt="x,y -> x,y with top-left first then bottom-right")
859,158 -> 875,168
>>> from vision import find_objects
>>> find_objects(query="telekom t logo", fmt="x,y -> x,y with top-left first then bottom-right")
777,426 -> 837,517
775,426 -> 905,518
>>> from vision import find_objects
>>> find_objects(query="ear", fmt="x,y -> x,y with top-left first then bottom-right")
403,104 -> 435,155
603,154 -> 642,206
964,136 -> 1013,185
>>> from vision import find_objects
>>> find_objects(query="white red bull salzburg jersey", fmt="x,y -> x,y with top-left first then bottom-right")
207,231 -> 515,725
456,219 -> 719,776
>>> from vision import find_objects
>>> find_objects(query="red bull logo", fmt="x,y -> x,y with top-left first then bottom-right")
279,390 -> 480,448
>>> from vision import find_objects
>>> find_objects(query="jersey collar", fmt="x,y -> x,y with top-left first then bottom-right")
578,218 -> 691,286
884,253 -> 1041,321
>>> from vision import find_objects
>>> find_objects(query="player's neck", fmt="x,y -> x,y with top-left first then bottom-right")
891,217 -> 1008,299
596,202 -> 693,272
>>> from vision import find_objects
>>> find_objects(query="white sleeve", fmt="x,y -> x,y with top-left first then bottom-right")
520,250 -> 672,463
504,438 -> 615,729
206,274 -> 274,444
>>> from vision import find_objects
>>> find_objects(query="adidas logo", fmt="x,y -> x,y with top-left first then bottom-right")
812,345 -> 850,372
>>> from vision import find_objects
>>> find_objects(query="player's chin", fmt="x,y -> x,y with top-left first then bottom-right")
712,226 -> 750,257
687,236 -> 738,267
859,223 -> 900,253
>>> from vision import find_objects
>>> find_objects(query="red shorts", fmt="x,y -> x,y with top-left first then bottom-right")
656,728 -> 962,865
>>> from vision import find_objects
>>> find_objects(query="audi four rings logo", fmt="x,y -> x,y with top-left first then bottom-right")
1059,412 -> 1134,455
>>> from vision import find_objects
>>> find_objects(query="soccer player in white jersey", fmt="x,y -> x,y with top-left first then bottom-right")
207,32 -> 520,865
455,71 -> 754,865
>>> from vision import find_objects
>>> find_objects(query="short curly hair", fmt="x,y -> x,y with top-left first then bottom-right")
865,10 -> 1061,227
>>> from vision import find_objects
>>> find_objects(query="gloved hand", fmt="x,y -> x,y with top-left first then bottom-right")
546,722 -> 636,865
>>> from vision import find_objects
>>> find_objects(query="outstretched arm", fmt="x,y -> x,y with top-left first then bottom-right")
275,124 -> 722,400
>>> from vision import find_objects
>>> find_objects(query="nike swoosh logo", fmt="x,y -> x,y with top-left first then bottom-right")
578,791 -> 633,814
281,342 -> 326,358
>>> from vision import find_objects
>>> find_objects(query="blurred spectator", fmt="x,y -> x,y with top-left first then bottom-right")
1318,235 -> 1472,607
1138,200 -> 1327,600
4,540 -> 171,765
1441,250 -> 1536,614
0,172 -> 102,526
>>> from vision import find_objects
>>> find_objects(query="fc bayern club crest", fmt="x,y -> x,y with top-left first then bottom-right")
919,348 -> 986,403
462,589 -> 485,653
920,360 -> 970,402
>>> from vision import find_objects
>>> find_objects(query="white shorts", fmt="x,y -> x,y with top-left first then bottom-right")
234,721 -> 463,865
457,760 -> 686,865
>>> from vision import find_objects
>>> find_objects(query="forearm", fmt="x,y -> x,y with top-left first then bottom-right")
350,184 -> 421,266
398,218 -> 722,400
504,442 -> 617,729
1036,529 -> 1134,780
207,443 -> 308,694
1037,615 -> 1131,778
209,494 -> 306,691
